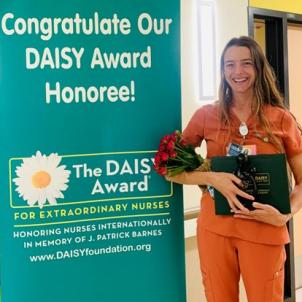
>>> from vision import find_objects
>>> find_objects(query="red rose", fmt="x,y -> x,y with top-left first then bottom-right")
179,138 -> 187,146
170,132 -> 178,142
154,153 -> 162,164
154,164 -> 160,172
159,144 -> 166,152
166,140 -> 175,152
158,166 -> 167,176
154,130 -> 205,177
160,135 -> 170,144
160,152 -> 169,161
169,151 -> 177,158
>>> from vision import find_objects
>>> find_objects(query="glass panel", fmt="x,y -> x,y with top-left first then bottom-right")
197,0 -> 216,101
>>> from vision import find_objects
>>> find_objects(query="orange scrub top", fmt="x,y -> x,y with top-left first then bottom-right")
183,103 -> 302,245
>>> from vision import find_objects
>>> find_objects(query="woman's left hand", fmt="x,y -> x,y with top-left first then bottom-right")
234,202 -> 291,227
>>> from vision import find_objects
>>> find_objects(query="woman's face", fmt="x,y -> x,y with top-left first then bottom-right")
223,46 -> 256,96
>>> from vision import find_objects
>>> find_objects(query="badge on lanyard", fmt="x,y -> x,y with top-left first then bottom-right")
227,143 -> 257,156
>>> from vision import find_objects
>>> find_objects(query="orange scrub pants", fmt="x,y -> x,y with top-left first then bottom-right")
198,228 -> 286,302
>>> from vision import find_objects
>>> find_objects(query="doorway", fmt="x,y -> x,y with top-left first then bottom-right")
249,7 -> 302,302
287,23 -> 302,301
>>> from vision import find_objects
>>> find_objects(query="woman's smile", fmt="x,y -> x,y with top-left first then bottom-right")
224,46 -> 256,95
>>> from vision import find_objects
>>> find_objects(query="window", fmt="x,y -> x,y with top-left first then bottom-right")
196,0 -> 216,101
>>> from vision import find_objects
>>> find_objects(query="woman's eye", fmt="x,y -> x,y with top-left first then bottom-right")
225,63 -> 234,68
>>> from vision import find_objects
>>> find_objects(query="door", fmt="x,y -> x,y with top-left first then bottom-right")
288,23 -> 302,297
249,7 -> 301,302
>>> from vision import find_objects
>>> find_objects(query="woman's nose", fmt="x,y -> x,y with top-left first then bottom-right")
234,63 -> 244,73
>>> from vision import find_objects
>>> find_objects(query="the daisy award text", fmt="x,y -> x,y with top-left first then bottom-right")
0,12 -> 174,105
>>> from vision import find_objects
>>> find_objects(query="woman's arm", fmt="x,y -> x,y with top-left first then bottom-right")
287,152 -> 302,215
166,171 -> 213,185
167,171 -> 254,212
234,153 -> 302,226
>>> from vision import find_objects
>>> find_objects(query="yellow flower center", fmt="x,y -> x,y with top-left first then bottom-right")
32,171 -> 51,188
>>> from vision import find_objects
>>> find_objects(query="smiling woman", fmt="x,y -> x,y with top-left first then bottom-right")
223,47 -> 256,95
170,36 -> 302,302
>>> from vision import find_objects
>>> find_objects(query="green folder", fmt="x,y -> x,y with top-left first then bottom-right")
211,154 -> 291,215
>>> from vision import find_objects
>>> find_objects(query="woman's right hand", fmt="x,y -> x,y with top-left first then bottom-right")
206,172 -> 254,213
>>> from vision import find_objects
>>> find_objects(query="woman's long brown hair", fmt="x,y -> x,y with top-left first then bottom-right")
218,36 -> 287,151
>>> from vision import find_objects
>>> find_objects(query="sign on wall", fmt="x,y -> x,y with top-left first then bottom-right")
0,1 -> 185,301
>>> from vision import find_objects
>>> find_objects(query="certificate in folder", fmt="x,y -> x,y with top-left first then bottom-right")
211,154 -> 291,215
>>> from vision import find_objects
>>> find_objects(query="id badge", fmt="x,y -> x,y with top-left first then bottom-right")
227,143 -> 257,156
242,145 -> 257,155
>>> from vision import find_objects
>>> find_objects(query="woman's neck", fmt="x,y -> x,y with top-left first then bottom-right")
231,93 -> 254,122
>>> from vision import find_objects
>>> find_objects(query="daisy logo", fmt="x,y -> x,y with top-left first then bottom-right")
13,151 -> 71,208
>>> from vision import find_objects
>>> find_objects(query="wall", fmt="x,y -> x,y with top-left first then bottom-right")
182,0 -> 249,213
181,0 -> 249,300
250,0 -> 302,287
183,0 -> 302,299
287,25 -> 302,287
249,0 -> 302,14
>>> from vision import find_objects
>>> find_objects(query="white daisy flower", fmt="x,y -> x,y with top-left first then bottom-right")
13,151 -> 71,208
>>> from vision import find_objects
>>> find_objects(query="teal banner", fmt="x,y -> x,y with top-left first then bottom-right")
0,1 -> 184,302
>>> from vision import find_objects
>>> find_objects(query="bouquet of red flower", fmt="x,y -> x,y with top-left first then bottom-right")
154,130 -> 210,177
